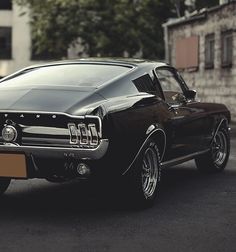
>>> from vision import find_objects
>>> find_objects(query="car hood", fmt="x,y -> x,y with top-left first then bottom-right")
0,86 -> 106,115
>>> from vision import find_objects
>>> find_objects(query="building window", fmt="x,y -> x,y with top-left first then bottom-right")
0,27 -> 12,59
175,36 -> 199,70
0,0 -> 12,10
205,34 -> 215,69
221,31 -> 233,68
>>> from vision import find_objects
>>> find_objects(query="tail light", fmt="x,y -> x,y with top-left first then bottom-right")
78,123 -> 89,145
88,124 -> 99,145
68,120 -> 101,147
68,123 -> 79,144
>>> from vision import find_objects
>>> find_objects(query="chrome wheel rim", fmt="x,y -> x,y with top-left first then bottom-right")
212,130 -> 227,167
141,144 -> 159,199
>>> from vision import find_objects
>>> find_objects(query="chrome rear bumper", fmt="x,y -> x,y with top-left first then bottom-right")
0,139 -> 109,160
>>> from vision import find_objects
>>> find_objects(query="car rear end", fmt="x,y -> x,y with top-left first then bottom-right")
0,111 -> 109,181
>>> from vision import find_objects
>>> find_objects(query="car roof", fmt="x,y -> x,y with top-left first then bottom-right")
19,58 -> 169,71
0,58 -> 170,88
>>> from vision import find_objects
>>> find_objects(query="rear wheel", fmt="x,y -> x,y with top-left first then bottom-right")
195,127 -> 230,173
0,178 -> 11,195
125,139 -> 161,208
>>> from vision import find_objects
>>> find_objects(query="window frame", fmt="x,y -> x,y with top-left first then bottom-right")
0,26 -> 12,59
221,30 -> 233,68
205,33 -> 215,69
132,72 -> 163,98
154,66 -> 188,105
0,0 -> 12,10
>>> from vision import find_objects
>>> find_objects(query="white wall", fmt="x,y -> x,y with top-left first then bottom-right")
0,3 -> 43,77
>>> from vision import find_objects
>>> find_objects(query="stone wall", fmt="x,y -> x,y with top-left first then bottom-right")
166,3 -> 236,121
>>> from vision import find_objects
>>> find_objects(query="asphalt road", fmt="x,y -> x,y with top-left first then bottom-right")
0,133 -> 236,252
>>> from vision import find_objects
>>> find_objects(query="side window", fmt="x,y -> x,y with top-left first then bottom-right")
155,68 -> 183,104
132,73 -> 162,97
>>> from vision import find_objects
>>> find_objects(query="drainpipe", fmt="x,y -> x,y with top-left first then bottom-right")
162,23 -> 169,63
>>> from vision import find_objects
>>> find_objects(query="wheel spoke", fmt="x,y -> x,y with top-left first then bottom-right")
141,144 -> 159,199
212,130 -> 227,167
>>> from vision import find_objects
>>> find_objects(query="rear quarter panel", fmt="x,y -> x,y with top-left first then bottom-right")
101,96 -> 170,175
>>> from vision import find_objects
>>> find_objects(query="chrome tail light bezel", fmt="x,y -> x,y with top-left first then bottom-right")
78,123 -> 89,145
68,123 -> 79,144
88,124 -> 99,146
68,116 -> 102,147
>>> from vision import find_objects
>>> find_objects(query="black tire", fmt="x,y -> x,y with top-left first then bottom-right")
124,138 -> 161,208
195,126 -> 230,173
0,178 -> 11,195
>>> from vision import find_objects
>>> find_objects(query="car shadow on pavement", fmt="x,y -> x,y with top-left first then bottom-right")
0,163 -> 235,218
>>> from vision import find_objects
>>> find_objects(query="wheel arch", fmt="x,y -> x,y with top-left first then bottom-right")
196,116 -> 230,173
146,124 -> 166,162
122,124 -> 166,176
211,117 -> 229,145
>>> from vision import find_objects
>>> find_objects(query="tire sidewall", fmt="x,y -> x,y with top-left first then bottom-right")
195,126 -> 230,173
126,138 -> 161,206
211,127 -> 230,171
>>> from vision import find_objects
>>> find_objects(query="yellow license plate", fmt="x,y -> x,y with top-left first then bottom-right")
0,153 -> 27,178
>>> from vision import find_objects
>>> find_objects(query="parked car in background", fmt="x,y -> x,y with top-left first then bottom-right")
0,59 -> 231,207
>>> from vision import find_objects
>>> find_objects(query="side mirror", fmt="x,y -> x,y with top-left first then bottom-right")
184,89 -> 196,100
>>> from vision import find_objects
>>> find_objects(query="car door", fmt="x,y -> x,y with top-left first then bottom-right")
154,66 -> 212,161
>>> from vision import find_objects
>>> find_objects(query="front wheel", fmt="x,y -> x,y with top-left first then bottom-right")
124,139 -> 161,208
0,178 -> 11,195
195,127 -> 230,173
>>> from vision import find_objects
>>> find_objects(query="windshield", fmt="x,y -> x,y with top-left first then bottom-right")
1,64 -> 132,87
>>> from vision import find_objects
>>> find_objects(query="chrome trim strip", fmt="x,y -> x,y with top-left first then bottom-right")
146,125 -> 155,135
0,139 -> 109,160
1,111 -> 102,146
1,111 -> 102,134
122,128 -> 166,176
161,149 -> 210,168
0,110 -> 101,120
210,118 -> 228,145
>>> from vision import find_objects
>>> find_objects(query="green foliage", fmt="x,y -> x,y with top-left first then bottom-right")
16,0 -> 82,59
14,0 -> 219,60
195,0 -> 219,10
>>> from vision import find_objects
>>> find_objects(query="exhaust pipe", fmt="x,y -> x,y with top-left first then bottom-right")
77,163 -> 91,176
64,161 -> 91,177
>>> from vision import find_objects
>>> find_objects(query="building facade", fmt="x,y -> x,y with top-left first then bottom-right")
0,0 -> 83,78
0,0 -> 46,77
163,1 -> 236,121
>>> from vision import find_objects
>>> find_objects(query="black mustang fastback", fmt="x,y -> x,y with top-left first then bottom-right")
0,59 -> 231,207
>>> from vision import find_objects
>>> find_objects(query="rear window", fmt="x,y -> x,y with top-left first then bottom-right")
1,64 -> 131,87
